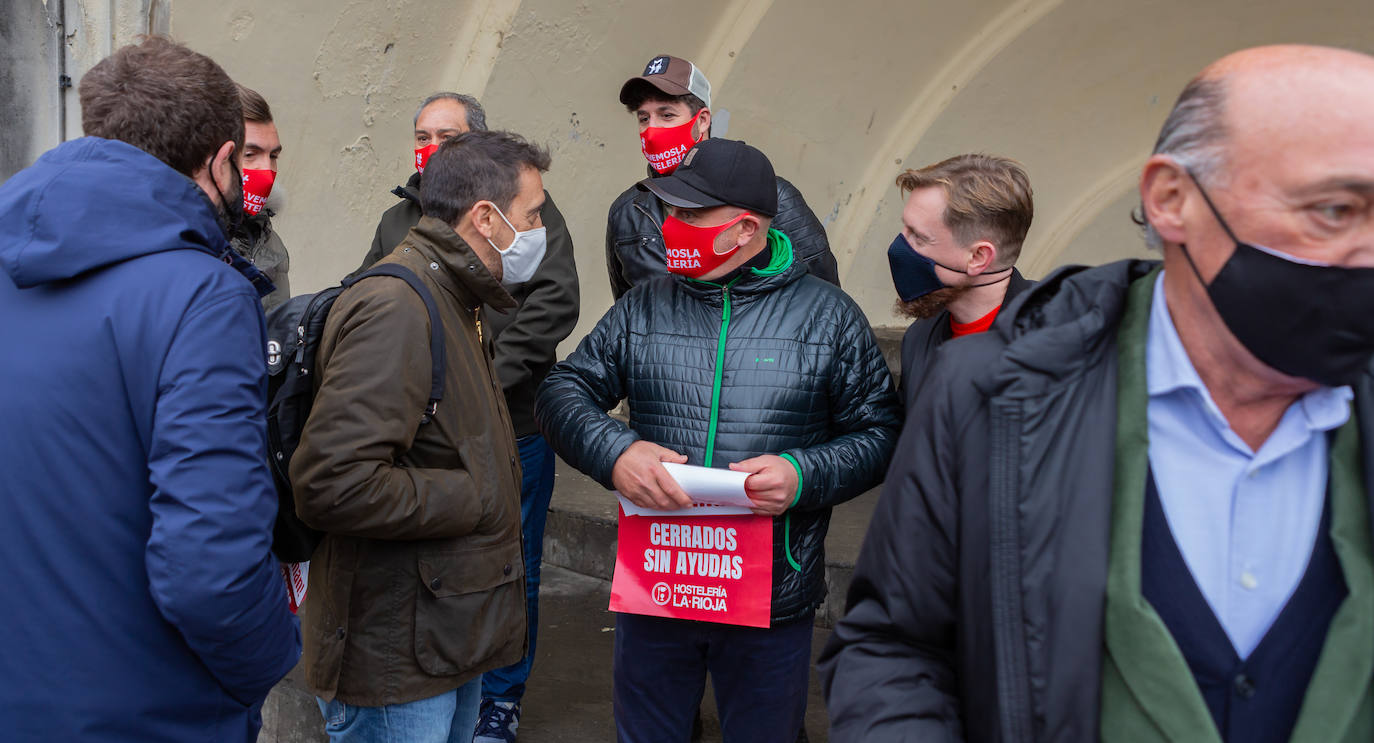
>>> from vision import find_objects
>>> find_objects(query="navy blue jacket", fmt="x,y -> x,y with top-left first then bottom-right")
0,138 -> 301,742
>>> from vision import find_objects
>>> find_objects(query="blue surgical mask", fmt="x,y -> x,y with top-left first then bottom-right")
886,234 -> 1012,302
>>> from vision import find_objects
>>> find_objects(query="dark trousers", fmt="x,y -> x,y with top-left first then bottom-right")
481,434 -> 556,703
613,611 -> 813,743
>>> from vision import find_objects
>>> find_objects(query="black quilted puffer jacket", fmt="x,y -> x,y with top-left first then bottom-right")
604,175 -> 840,300
537,231 -> 899,624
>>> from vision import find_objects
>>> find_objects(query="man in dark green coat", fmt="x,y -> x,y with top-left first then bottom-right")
354,93 -> 579,743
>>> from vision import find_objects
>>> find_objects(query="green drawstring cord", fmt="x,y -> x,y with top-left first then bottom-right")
780,452 -> 804,572
783,514 -> 803,572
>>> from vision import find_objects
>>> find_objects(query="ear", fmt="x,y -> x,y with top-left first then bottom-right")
468,200 -> 498,238
1140,155 -> 1189,246
694,108 -> 712,141
966,241 -> 999,275
210,140 -> 238,192
736,213 -> 762,245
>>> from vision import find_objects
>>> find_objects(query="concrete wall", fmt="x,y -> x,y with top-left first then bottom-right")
1,0 -> 60,181
1,0 -> 172,182
9,1 -> 1374,343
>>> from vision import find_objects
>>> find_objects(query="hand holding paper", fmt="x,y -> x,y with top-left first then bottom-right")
611,441 -> 691,511
729,455 -> 799,516
616,460 -> 763,516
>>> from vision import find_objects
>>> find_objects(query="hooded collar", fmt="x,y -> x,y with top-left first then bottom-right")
402,216 -> 516,313
0,137 -> 230,288
972,258 -> 1162,400
394,170 -> 423,206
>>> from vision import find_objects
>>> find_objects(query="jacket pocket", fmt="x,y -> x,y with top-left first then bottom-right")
413,543 -> 526,677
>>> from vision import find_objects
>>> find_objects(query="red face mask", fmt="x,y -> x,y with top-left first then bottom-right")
241,168 -> 275,216
415,144 -> 439,174
662,211 -> 750,279
641,111 -> 703,175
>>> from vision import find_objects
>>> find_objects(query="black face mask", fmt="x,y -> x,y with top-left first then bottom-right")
886,234 -> 1010,302
1179,173 -> 1374,387
213,159 -> 246,239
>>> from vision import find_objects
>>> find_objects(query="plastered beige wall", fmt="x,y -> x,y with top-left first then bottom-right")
169,0 -> 1374,348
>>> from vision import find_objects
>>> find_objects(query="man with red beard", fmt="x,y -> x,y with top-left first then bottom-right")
888,154 -> 1035,410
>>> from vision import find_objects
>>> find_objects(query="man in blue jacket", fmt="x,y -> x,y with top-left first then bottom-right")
0,37 -> 300,742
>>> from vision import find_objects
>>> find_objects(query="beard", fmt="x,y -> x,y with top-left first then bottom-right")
215,180 -> 247,240
894,284 -> 972,320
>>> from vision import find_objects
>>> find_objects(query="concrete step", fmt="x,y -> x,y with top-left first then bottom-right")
543,454 -> 880,630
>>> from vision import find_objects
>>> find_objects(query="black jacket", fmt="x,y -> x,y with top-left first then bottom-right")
604,175 -> 840,299
536,238 -> 899,624
819,258 -> 1374,742
355,173 -> 580,437
898,269 -> 1034,410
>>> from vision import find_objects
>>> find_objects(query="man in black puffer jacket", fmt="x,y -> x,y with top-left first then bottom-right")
606,54 -> 839,299
538,139 -> 898,743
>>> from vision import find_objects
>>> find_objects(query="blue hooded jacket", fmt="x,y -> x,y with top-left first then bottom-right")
0,138 -> 301,742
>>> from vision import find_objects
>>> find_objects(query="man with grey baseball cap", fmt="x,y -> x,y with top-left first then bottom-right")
538,138 -> 898,742
605,54 -> 841,300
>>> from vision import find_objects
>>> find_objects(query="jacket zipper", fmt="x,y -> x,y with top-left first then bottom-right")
702,284 -> 732,466
633,201 -> 664,241
989,400 -> 1033,743
695,254 -> 805,575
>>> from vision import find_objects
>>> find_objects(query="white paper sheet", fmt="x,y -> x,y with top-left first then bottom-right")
616,462 -> 756,517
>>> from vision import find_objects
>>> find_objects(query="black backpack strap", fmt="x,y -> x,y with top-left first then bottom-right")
342,263 -> 446,419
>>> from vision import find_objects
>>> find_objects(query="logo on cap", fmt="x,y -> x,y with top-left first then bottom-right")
645,56 -> 669,76
681,147 -> 700,169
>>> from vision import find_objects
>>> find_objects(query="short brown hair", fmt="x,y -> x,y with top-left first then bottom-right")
896,154 -> 1034,266
80,36 -> 243,178
237,84 -> 273,124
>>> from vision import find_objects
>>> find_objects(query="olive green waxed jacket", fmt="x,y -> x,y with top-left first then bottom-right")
291,216 -> 526,706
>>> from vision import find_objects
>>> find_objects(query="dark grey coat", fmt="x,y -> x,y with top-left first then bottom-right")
536,249 -> 899,624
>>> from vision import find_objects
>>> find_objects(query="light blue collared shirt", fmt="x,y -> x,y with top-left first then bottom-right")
1145,273 -> 1352,659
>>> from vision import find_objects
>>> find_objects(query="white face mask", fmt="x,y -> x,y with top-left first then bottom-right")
485,203 -> 547,286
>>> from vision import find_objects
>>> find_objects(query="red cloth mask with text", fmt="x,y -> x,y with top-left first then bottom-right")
241,168 -> 276,217
640,111 -> 703,175
662,212 -> 750,279
415,144 -> 439,174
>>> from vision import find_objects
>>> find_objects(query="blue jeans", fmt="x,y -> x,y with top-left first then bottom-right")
613,612 -> 814,743
481,434 -> 556,703
315,678 -> 481,742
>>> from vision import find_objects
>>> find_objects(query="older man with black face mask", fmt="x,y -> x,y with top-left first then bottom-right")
823,45 -> 1374,743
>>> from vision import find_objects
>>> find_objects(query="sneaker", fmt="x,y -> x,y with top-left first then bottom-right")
473,699 -> 520,743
